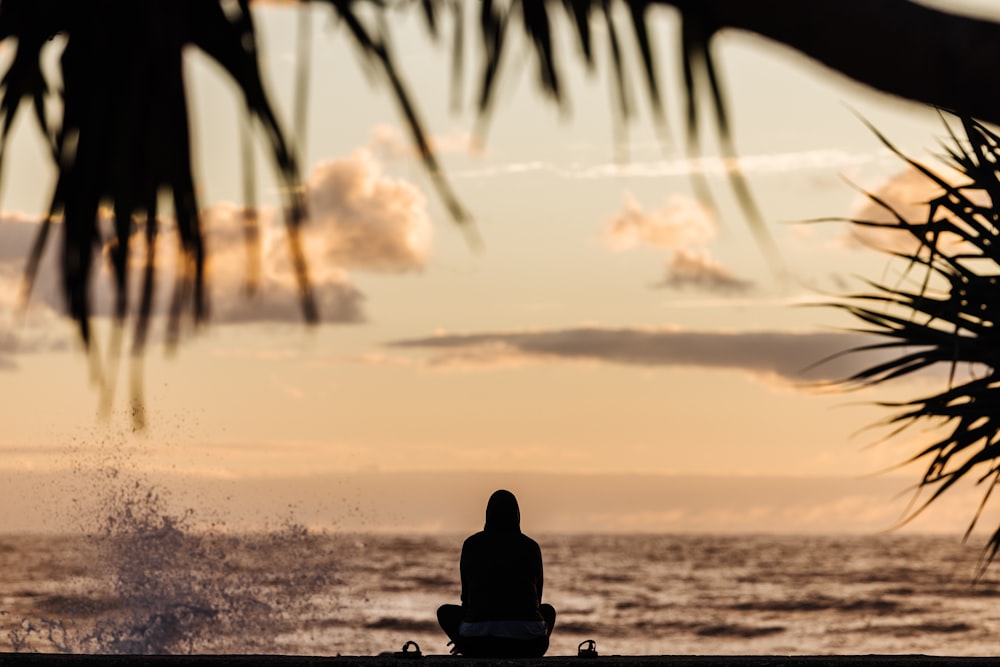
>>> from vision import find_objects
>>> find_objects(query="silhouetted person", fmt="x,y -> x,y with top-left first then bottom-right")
437,490 -> 556,657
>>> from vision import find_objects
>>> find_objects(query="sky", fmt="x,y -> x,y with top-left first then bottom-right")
1,1 -> 999,537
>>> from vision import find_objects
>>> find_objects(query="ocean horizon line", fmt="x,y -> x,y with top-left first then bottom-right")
0,467 -> 987,537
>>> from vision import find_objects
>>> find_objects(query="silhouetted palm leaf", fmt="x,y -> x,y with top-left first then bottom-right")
8,1 -> 771,343
318,0 -> 770,255
1,0 -> 318,424
834,116 -> 1000,573
3,0 -> 784,424
326,0 -> 474,237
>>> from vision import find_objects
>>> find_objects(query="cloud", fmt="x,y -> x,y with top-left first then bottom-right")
0,212 -> 72,328
453,147 -> 883,181
208,274 -> 366,325
659,250 -> 754,293
603,193 -> 754,293
0,144 -> 438,331
0,206 -> 364,327
385,326 -> 883,383
201,202 -> 367,325
0,330 -> 19,370
198,148 -> 433,323
0,324 -> 73,370
844,162 -> 981,255
0,212 -> 43,266
306,148 -> 432,272
368,123 -> 477,160
0,205 -> 367,327
0,213 -> 64,313
0,214 -> 74,370
604,193 -> 715,251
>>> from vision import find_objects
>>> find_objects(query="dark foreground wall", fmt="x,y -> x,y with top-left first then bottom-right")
2,656 -> 1000,667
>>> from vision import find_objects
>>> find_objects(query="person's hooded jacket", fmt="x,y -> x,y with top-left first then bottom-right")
459,490 -> 545,624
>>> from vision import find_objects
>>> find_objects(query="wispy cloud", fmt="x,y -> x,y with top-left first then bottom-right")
369,123 -> 477,160
384,326 -> 881,384
454,147 -> 885,181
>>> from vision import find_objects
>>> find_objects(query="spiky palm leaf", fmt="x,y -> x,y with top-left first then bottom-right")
835,116 -> 1000,573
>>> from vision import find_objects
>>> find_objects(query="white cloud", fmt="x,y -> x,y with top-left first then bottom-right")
453,148 -> 883,181
202,202 -> 366,325
604,192 -> 715,251
306,149 -> 432,272
0,144 -> 438,333
603,193 -> 754,293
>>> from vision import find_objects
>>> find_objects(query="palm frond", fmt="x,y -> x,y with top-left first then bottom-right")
3,0 -> 315,425
4,0 -> 793,424
323,0 -> 769,253
836,115 -> 1000,571
326,0 -> 475,239
563,0 -> 594,68
11,0 -> 780,337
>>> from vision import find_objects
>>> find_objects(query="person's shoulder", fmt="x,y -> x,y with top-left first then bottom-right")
463,531 -> 487,547
520,533 -> 542,551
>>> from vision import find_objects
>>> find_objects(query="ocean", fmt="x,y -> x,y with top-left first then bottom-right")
3,528 -> 1000,657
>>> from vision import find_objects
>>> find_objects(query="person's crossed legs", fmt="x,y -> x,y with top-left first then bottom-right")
436,604 -> 557,658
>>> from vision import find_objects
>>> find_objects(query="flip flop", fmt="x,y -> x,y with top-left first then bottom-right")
578,639 -> 598,658
394,640 -> 423,658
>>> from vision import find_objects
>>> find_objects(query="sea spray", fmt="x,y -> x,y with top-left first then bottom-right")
7,476 -> 341,654
88,480 -> 233,653
5,422 -> 343,654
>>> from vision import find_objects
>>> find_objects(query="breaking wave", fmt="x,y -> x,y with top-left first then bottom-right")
7,471 -> 338,654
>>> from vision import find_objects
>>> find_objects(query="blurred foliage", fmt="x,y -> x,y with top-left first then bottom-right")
1,0 -> 766,348
0,0 -> 768,423
4,0 -> 314,348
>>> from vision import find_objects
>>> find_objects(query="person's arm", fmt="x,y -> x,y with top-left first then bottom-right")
459,541 -> 469,608
536,542 -> 544,602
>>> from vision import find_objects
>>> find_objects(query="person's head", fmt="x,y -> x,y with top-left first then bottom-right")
484,489 -> 520,533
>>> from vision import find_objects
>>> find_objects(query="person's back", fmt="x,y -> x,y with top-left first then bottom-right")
437,490 -> 556,657
461,491 -> 544,624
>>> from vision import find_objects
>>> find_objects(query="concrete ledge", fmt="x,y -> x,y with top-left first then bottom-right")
2,656 -> 999,667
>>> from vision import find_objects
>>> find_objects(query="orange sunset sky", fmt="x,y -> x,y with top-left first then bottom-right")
2,1 -> 998,537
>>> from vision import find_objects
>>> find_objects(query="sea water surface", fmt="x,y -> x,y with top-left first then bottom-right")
3,531 -> 1000,656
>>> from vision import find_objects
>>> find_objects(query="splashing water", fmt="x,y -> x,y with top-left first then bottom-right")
8,472 -> 340,654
